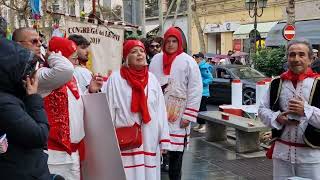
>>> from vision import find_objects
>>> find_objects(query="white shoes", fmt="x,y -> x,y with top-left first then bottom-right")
198,125 -> 206,133
193,124 -> 201,131
193,124 -> 206,133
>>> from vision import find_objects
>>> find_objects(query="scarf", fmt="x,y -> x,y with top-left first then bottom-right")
120,66 -> 151,124
163,27 -> 184,75
280,68 -> 319,87
66,76 -> 80,99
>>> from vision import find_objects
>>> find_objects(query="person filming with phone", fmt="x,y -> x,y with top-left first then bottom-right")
0,38 -> 50,179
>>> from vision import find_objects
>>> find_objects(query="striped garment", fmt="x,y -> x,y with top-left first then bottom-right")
0,134 -> 8,153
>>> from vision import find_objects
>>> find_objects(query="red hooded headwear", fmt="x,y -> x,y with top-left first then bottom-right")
123,40 -> 145,60
49,37 -> 77,58
120,40 -> 151,124
162,27 -> 184,75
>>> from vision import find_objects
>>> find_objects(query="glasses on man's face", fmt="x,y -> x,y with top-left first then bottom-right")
19,38 -> 41,45
150,44 -> 160,49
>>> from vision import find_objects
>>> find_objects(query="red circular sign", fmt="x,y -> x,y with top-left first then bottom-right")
283,25 -> 296,41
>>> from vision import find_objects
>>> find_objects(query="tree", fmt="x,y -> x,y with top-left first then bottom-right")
252,47 -> 286,77
191,0 -> 205,53
0,0 -> 31,28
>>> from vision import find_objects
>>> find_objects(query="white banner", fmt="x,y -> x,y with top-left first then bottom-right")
65,20 -> 124,75
82,93 -> 126,180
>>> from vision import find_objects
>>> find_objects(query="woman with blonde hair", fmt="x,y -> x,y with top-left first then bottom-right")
101,40 -> 170,180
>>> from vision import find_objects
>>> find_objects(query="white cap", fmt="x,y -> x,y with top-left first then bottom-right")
313,49 -> 318,53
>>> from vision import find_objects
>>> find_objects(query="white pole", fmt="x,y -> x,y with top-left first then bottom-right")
140,0 -> 146,37
158,0 -> 163,36
231,79 -> 243,107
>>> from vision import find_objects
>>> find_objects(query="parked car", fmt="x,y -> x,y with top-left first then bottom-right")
208,65 -> 267,105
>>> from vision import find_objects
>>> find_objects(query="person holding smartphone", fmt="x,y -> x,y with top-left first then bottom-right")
0,38 -> 50,179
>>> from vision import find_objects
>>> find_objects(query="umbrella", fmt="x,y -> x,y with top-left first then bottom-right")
204,53 -> 216,58
231,52 -> 248,57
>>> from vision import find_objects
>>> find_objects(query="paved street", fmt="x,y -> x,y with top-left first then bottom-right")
161,104 -> 273,180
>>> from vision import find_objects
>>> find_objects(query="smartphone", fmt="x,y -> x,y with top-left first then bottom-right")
21,53 -> 41,80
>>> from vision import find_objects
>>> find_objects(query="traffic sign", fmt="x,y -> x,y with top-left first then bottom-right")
283,25 -> 295,41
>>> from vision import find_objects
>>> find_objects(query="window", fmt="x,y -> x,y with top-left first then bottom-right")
216,68 -> 229,78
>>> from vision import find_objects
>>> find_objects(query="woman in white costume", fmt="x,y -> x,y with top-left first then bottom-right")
101,40 -> 170,180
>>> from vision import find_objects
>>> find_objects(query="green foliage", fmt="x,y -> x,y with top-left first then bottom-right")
252,47 -> 286,77
124,30 -> 143,40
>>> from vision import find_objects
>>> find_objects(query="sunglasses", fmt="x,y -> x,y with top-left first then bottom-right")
19,38 -> 41,45
150,44 -> 160,48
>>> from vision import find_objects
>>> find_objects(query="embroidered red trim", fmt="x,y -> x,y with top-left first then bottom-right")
121,151 -> 156,156
124,164 -> 156,168
44,85 -> 72,155
170,134 -> 190,138
185,108 -> 199,112
159,139 -> 171,143
183,112 -> 197,118
170,142 -> 190,145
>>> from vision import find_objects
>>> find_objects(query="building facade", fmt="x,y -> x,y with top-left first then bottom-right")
192,0 -> 320,54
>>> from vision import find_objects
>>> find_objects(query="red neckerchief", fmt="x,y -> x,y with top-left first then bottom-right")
66,76 -> 80,99
280,68 -> 320,88
120,66 -> 151,124
162,27 -> 184,75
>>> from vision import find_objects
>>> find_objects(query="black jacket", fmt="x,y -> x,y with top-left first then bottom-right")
0,38 -> 50,180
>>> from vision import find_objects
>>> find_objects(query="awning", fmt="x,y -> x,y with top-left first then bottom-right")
145,25 -> 159,33
266,19 -> 320,46
233,21 -> 278,39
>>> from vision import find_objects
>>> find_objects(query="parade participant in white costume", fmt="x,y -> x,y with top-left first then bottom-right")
101,40 -> 170,180
68,34 -> 93,93
259,40 -> 320,180
149,27 -> 202,180
44,37 -> 103,180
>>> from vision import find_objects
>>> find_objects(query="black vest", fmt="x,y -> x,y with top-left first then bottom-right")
269,77 -> 320,148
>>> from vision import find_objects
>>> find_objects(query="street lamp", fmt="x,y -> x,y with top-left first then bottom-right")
245,0 -> 267,56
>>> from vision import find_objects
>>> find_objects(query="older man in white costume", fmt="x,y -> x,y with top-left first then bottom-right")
259,40 -> 320,180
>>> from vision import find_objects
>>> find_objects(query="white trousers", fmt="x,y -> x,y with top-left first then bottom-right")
47,150 -> 80,180
273,159 -> 320,180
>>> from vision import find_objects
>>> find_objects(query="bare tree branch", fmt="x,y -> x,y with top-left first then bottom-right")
191,0 -> 205,53
0,0 -> 19,11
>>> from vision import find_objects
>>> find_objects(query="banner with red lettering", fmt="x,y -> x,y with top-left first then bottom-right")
65,19 -> 124,75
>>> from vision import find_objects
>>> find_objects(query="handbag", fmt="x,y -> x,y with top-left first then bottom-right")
116,123 -> 142,151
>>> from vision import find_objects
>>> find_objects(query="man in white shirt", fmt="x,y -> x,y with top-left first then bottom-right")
259,40 -> 320,180
68,34 -> 93,93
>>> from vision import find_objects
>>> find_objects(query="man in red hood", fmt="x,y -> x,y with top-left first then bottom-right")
149,27 -> 202,180
259,40 -> 320,179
